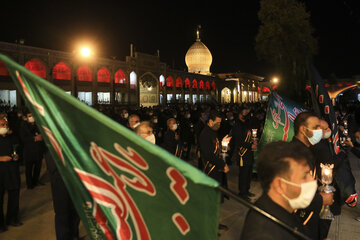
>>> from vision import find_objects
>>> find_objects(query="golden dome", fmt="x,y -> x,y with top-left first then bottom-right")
185,30 -> 212,75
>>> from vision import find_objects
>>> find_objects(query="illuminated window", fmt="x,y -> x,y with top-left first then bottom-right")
184,78 -> 190,88
199,80 -> 204,89
78,91 -> 92,105
211,81 -> 216,90
0,61 -> 10,76
115,69 -> 127,84
53,62 -> 71,80
192,79 -> 197,89
159,75 -> 165,87
77,65 -> 92,82
97,92 -> 110,104
130,71 -> 137,89
25,59 -> 46,79
166,76 -> 174,87
97,67 -> 110,83
205,81 -> 210,90
176,77 -> 182,88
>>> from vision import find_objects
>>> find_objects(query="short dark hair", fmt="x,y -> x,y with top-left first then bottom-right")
208,110 -> 221,123
293,111 -> 317,136
257,141 -> 313,193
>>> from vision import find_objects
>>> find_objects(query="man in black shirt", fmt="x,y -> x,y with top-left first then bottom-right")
292,112 -> 334,240
20,112 -> 45,189
162,118 -> 181,156
241,141 -> 316,240
231,107 -> 257,201
0,116 -> 22,233
199,110 -> 230,184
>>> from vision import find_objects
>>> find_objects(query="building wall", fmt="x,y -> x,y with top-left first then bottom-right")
0,41 -> 220,106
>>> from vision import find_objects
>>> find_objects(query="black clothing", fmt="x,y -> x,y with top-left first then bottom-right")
0,134 -> 21,229
199,125 -> 225,183
241,194 -> 306,240
20,121 -> 45,188
291,137 -> 323,240
45,151 -> 80,240
230,120 -> 254,196
162,130 -> 180,155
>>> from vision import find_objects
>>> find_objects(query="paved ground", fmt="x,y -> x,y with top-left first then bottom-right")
1,150 -> 360,240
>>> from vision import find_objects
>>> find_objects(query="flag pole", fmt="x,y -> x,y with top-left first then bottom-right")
217,186 -> 312,240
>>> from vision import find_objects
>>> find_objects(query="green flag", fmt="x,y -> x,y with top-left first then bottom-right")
258,92 -> 307,152
0,53 -> 220,240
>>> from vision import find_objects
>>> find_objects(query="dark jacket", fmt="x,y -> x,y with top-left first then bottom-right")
230,120 -> 254,167
199,125 -> 225,182
241,194 -> 306,240
0,134 -> 20,190
291,137 -> 323,240
162,129 -> 179,155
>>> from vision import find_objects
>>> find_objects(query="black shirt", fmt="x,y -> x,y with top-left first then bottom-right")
0,134 -> 20,190
199,125 -> 225,182
241,194 -> 306,240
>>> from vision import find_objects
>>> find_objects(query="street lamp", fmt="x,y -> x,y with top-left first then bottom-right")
81,47 -> 91,57
272,77 -> 279,84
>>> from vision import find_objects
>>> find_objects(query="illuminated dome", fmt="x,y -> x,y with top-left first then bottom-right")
185,28 -> 212,75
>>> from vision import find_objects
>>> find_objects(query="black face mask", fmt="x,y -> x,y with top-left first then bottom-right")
211,123 -> 221,131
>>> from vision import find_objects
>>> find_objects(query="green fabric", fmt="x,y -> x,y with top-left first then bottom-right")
257,92 -> 307,155
0,53 -> 220,240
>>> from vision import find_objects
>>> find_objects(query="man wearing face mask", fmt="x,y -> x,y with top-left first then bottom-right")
292,112 -> 334,240
199,110 -> 231,232
0,116 -> 22,233
20,111 -> 45,189
231,107 -> 257,201
134,121 -> 156,144
199,110 -> 231,182
127,114 -> 140,131
241,141 -> 316,240
309,119 -> 343,239
162,118 -> 181,155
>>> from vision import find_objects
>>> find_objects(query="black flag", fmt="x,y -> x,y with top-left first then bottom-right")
306,60 -> 358,207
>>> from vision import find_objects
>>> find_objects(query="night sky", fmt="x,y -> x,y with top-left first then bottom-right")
0,0 -> 359,80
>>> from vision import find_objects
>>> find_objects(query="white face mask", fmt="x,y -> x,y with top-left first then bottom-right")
123,113 -> 129,119
132,122 -> 140,129
145,134 -> 156,144
322,130 -> 331,139
171,123 -> 178,131
305,128 -> 323,145
281,178 -> 317,210
0,127 -> 8,135
153,119 -> 158,124
28,116 -> 35,123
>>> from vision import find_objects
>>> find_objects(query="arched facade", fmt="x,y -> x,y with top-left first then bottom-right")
25,58 -> 46,78
0,61 -> 10,76
115,69 -> 127,84
97,67 -> 110,83
77,65 -> 92,82
53,62 -> 71,80
0,42 -> 229,106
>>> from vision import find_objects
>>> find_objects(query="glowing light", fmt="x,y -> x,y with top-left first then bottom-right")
272,77 -> 279,83
81,47 -> 91,57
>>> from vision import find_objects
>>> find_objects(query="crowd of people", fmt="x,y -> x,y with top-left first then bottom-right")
0,98 -> 359,239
